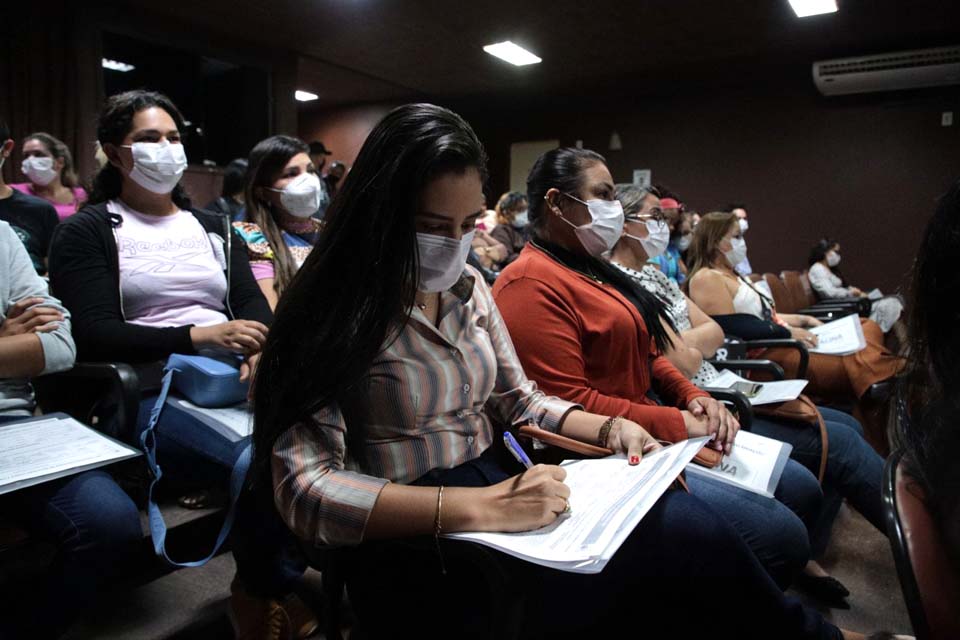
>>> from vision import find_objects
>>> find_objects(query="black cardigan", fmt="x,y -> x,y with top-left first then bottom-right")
49,202 -> 273,363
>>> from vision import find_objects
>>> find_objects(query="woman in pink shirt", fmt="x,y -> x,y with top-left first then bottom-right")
12,132 -> 87,221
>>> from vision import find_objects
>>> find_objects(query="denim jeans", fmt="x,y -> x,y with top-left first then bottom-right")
750,408 -> 885,557
343,448 -> 842,639
10,469 -> 142,636
135,394 -> 250,490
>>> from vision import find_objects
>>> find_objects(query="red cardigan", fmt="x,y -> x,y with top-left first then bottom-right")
492,244 -> 707,443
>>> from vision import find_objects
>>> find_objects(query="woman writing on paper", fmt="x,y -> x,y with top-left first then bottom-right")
253,103 -> 862,639
686,212 -> 904,442
605,183 -> 888,605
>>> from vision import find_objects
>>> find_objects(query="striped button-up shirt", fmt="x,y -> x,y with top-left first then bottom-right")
272,267 -> 578,547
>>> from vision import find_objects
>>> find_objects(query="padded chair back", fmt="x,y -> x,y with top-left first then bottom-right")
883,450 -> 960,640
798,272 -> 818,306
747,273 -> 763,283
781,270 -> 812,311
762,273 -> 796,313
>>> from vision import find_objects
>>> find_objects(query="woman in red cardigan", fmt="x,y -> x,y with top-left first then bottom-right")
493,147 -> 824,591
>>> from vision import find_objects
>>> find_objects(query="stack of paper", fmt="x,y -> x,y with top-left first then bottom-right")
709,369 -> 808,406
867,289 -> 883,301
0,414 -> 140,495
684,431 -> 793,498
446,436 -> 710,574
808,314 -> 866,356
173,399 -> 252,442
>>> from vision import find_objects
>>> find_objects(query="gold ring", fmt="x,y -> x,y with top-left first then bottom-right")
563,500 -> 571,513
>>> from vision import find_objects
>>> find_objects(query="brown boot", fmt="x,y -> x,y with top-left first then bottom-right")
230,577 -> 286,640
229,577 -> 320,640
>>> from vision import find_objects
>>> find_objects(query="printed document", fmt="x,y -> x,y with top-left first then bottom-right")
0,415 -> 140,495
684,430 -> 792,498
446,436 -> 710,574
709,369 -> 808,406
173,399 -> 252,441
808,314 -> 866,356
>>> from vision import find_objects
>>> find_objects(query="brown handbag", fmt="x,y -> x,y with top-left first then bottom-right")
752,394 -> 829,483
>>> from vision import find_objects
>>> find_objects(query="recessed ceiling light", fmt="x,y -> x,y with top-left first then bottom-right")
788,0 -> 838,17
102,58 -> 135,72
483,41 -> 542,66
295,90 -> 319,102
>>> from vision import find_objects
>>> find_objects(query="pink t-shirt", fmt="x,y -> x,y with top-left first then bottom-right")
108,200 -> 229,329
10,183 -> 87,221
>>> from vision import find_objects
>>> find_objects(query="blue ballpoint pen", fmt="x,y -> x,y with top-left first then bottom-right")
503,431 -> 534,469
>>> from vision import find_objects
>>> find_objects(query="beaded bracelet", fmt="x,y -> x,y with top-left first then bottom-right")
598,415 -> 624,448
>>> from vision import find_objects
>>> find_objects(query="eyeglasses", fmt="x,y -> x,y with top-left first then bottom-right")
625,208 -> 667,224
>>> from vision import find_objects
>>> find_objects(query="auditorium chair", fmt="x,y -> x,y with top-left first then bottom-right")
883,450 -> 960,640
713,335 -> 810,380
762,273 -> 853,321
781,270 -> 869,319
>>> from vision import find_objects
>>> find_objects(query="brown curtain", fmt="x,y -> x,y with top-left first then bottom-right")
0,2 -> 103,190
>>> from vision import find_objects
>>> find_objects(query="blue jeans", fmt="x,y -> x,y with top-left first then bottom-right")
750,408 -> 885,557
344,448 -> 841,639
135,394 -> 249,490
686,458 -> 820,589
11,469 -> 142,636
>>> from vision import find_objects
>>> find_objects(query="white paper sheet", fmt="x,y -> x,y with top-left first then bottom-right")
867,288 -> 883,301
173,399 -> 253,441
445,436 -> 710,573
808,313 -> 866,356
684,431 -> 792,498
709,369 -> 809,406
0,415 -> 140,495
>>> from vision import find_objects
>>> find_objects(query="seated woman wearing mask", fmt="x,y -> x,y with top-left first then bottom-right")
490,190 -> 530,267
686,213 -> 904,447
609,183 -> 888,606
48,90 -> 272,506
493,148 -> 822,591
646,194 -> 688,284
808,238 -> 905,339
254,104 -> 854,639
12,132 -> 88,221
233,136 -> 323,311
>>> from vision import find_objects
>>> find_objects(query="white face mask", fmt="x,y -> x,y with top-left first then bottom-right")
559,195 -> 625,256
626,219 -> 670,259
21,156 -> 58,186
675,234 -> 692,252
123,140 -> 187,194
511,209 -> 529,229
738,218 -> 749,233
416,230 -> 475,293
826,251 -> 841,267
724,236 -> 748,268
270,172 -> 323,218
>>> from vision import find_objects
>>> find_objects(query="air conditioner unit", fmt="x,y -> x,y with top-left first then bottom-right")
813,46 -> 960,96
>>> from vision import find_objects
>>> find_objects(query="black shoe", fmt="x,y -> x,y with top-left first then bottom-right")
793,573 -> 851,608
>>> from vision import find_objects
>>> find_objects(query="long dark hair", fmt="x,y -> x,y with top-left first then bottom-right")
899,179 -> 960,560
807,238 -> 846,285
243,135 -> 310,296
251,103 -> 488,481
527,147 -> 675,354
88,90 -> 191,208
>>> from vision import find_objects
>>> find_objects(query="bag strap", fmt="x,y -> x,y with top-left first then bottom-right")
139,367 -> 251,567
795,394 -> 829,483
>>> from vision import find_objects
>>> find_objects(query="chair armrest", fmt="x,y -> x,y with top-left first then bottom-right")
34,362 -> 141,442
712,359 -> 786,380
743,339 -> 809,378
701,388 -> 753,431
